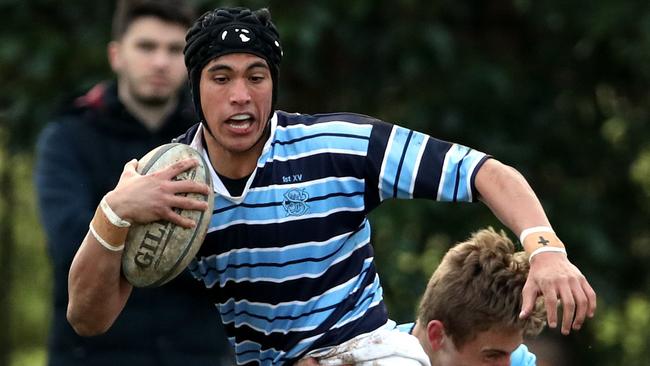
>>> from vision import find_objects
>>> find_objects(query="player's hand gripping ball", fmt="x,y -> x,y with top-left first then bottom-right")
122,143 -> 214,287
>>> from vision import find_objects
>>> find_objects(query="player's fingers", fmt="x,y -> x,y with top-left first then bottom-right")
558,281 -> 576,335
124,159 -> 138,170
168,180 -> 211,196
163,209 -> 197,229
542,285 -> 559,329
519,280 -> 538,319
158,158 -> 199,179
582,276 -> 597,318
167,195 -> 209,212
569,276 -> 591,332
121,159 -> 139,177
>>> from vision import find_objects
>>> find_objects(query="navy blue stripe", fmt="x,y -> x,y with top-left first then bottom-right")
452,149 -> 472,202
469,155 -> 492,202
276,110 -> 382,128
223,265 -> 380,352
213,191 -> 363,215
206,240 -> 373,304
412,138 -> 452,199
392,130 -> 413,198
232,290 -> 379,358
197,224 -> 364,276
200,211 -> 367,255
272,132 -> 369,146
221,266 -> 373,322
289,301 -> 388,362
253,152 -> 366,188
364,120 -> 392,211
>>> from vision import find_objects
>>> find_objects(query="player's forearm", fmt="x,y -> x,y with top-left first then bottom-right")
475,159 -> 553,252
67,232 -> 132,336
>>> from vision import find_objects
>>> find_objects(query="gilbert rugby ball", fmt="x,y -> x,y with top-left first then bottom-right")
121,143 -> 214,287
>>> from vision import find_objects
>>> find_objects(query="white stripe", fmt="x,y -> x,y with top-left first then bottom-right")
378,126 -> 397,201
209,205 -> 365,233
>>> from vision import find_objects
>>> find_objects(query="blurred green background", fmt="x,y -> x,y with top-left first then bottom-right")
2,0 -> 650,365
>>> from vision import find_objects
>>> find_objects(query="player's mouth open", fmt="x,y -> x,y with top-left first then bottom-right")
227,114 -> 254,130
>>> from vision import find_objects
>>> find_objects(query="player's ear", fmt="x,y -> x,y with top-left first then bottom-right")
107,41 -> 122,73
426,320 -> 445,351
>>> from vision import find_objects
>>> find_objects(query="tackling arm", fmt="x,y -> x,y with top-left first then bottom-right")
474,159 -> 597,335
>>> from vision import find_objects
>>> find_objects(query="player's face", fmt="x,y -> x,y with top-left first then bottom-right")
109,16 -> 188,106
199,53 -> 273,155
435,327 -> 523,366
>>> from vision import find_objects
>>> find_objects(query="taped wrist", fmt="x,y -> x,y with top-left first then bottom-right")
89,204 -> 128,252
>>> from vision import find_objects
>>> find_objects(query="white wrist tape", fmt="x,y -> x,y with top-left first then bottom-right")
519,226 -> 554,244
89,223 -> 125,252
528,246 -> 567,263
100,196 -> 131,228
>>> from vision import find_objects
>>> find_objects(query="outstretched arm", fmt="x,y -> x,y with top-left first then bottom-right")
67,158 -> 210,336
474,158 -> 596,335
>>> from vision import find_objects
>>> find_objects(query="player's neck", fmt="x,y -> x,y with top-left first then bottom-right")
202,125 -> 268,179
118,86 -> 178,132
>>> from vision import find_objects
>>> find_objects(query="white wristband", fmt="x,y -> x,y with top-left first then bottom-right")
100,196 -> 131,228
528,246 -> 566,263
89,223 -> 125,252
519,226 -> 554,244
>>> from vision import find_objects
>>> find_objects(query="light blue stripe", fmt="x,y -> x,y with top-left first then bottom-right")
194,255 -> 219,288
210,191 -> 364,229
380,126 -> 412,200
246,177 -> 364,204
217,223 -> 370,268
272,134 -> 370,160
234,340 -> 282,365
438,144 -> 470,201
455,149 -> 486,202
275,121 -> 373,142
333,275 -> 383,327
225,301 -> 335,334
220,261 -> 377,333
210,177 -> 365,227
218,260 -> 374,326
395,131 -> 428,199
217,235 -> 369,284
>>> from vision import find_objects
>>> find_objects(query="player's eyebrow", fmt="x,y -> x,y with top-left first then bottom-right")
205,61 -> 269,73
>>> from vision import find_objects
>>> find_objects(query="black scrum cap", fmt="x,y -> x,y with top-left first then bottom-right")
184,7 -> 282,124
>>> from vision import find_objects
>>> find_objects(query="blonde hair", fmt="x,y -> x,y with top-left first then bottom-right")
416,227 -> 546,348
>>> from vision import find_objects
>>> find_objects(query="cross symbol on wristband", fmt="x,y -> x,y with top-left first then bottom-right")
538,236 -> 550,246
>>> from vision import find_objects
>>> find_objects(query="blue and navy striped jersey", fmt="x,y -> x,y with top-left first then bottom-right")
180,111 -> 489,365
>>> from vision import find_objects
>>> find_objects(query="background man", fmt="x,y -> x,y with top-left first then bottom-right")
34,1 -> 231,364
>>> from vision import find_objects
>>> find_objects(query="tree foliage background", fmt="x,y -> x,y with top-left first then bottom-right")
2,0 -> 650,365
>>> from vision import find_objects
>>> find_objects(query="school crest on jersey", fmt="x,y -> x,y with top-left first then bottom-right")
282,188 -> 309,216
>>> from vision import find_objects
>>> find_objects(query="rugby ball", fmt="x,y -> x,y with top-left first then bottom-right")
121,143 -> 214,287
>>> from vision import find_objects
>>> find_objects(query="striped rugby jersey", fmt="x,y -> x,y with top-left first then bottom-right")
178,111 -> 490,365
